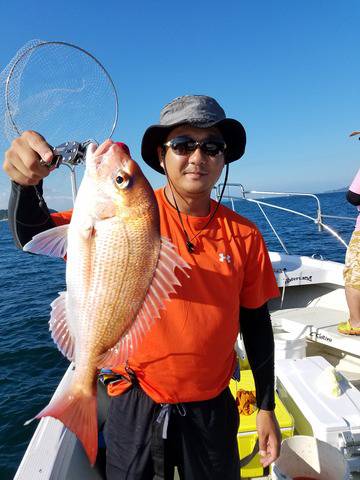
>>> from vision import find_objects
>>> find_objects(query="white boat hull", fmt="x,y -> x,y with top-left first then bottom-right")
14,252 -> 360,479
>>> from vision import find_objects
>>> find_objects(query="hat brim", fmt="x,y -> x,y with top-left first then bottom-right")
141,118 -> 246,174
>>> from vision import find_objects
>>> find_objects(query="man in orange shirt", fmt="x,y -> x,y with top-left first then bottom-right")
4,95 -> 281,479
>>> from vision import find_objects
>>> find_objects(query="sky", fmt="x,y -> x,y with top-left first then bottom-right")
0,0 -> 359,210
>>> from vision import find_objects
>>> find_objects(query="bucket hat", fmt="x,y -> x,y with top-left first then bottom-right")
141,95 -> 246,173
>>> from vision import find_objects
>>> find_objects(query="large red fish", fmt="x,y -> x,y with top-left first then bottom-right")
24,140 -> 189,464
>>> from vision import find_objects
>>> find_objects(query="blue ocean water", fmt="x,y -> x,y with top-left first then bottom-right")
0,191 -> 355,479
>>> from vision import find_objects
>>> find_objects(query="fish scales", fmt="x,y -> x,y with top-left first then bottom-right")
74,218 -> 160,357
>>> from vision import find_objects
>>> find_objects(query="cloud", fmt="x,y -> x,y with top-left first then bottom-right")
0,187 -> 10,209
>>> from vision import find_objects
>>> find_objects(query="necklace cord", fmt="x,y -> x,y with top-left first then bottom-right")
162,160 -> 194,250
162,157 -> 229,253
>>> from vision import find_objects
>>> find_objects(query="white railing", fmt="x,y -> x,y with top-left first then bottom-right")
214,183 -> 353,254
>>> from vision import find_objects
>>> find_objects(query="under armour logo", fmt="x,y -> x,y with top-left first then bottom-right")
219,253 -> 231,263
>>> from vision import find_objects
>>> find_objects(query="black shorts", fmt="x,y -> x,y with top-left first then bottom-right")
104,385 -> 240,480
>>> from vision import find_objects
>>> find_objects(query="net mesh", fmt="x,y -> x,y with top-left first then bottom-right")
0,40 -> 118,153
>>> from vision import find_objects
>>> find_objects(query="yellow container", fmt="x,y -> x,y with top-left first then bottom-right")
230,370 -> 294,478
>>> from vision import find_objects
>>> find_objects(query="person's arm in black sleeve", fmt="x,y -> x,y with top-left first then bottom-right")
240,302 -> 275,410
8,180 -> 56,249
346,190 -> 360,206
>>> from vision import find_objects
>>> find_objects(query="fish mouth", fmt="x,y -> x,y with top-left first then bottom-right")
90,141 -> 132,177
93,139 -> 114,157
93,140 -> 128,163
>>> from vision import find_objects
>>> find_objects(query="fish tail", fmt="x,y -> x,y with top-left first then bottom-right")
35,387 -> 98,465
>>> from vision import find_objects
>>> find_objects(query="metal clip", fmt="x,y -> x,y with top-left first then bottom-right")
49,139 -> 98,168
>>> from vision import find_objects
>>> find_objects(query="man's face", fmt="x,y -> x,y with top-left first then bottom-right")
158,125 -> 225,197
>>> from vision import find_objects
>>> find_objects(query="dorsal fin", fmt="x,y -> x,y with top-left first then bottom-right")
99,237 -> 190,367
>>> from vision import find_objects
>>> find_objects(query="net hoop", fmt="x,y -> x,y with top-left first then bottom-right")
4,40 -> 119,139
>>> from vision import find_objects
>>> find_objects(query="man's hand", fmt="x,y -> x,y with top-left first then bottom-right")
256,409 -> 281,467
3,130 -> 54,186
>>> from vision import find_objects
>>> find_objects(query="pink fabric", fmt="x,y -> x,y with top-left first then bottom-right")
349,169 -> 360,231
355,215 -> 360,232
350,168 -> 360,194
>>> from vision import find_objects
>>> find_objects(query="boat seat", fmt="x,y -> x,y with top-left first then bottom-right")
272,307 -> 359,357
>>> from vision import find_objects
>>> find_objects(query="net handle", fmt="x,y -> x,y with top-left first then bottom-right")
5,40 -> 119,139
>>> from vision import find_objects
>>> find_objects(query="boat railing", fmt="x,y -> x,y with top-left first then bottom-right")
214,183 -> 353,255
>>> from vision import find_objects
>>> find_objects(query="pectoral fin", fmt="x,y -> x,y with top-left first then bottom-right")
23,225 -> 69,257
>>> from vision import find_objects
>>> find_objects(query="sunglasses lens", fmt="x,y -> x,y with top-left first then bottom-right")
165,137 -> 226,156
202,141 -> 226,156
170,137 -> 196,155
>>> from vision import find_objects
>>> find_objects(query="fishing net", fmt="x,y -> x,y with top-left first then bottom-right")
0,39 -> 118,154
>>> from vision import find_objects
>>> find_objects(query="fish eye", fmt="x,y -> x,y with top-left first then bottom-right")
113,171 -> 130,189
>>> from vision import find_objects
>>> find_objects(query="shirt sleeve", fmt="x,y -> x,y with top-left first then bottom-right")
8,180 -> 56,248
240,303 -> 275,410
7,180 -> 72,249
349,168 -> 360,195
346,190 -> 360,206
240,229 -> 279,309
51,210 -> 73,225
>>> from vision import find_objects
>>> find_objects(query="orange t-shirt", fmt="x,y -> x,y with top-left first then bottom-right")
51,188 -> 279,404
51,210 -> 73,225
108,188 -> 279,403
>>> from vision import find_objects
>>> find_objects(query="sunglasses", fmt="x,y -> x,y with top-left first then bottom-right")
163,136 -> 227,157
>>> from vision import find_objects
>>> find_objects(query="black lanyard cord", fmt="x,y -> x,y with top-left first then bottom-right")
162,160 -> 229,253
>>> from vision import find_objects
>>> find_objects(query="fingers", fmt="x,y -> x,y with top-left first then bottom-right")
259,434 -> 281,467
3,131 -> 53,186
5,147 -> 48,183
3,160 -> 43,186
256,410 -> 282,467
258,435 -> 272,467
24,130 -> 53,164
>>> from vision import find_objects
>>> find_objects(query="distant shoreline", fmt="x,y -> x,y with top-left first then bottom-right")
0,208 -> 58,221
0,209 -> 8,221
0,190 -> 346,220
324,187 -> 347,193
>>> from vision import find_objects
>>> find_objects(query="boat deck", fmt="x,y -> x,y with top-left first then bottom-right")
272,306 -> 360,357
14,248 -> 360,479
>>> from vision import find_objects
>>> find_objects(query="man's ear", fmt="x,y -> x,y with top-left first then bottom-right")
157,145 -> 165,170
